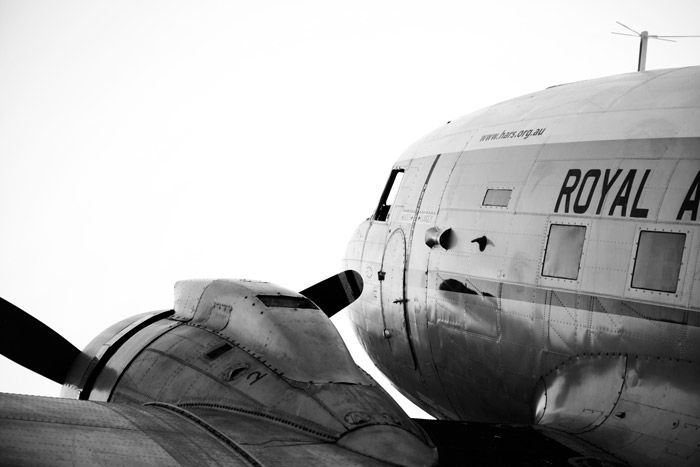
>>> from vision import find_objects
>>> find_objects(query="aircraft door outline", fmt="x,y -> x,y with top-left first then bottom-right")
379,227 -> 418,371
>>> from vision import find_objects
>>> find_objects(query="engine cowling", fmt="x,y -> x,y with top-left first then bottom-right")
61,278 -> 437,466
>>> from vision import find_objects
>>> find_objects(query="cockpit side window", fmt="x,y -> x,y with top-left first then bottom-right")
373,169 -> 404,222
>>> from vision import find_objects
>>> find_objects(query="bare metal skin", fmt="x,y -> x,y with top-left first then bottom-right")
344,66 -> 700,466
2,67 -> 698,466
1,276 -> 437,466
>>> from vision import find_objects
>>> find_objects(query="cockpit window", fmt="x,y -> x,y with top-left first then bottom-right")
631,231 -> 685,293
374,169 -> 404,222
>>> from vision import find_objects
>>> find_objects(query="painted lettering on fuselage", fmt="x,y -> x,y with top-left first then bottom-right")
554,168 -> 650,218
555,168 -> 700,220
677,171 -> 700,221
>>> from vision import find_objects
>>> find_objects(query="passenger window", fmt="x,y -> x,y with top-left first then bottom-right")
482,188 -> 512,207
373,169 -> 404,222
542,224 -> 586,280
631,231 -> 685,293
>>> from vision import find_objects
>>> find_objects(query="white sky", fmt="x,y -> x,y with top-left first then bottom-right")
0,0 -> 698,418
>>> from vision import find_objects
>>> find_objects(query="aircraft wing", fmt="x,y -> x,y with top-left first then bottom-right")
0,392 -> 400,466
0,271 -> 437,466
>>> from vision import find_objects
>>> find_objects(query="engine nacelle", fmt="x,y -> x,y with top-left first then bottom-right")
60,309 -> 175,400
62,278 -> 437,466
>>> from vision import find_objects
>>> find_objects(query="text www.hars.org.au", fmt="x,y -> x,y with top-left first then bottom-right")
479,127 -> 546,142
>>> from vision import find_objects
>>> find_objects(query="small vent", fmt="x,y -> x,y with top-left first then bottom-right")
223,364 -> 249,381
205,343 -> 232,360
257,295 -> 318,309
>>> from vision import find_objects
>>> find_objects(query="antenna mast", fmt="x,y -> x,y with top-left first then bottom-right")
612,21 -> 700,72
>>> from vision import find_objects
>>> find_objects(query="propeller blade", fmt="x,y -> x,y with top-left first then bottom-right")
616,21 -> 640,36
0,296 -> 80,384
300,270 -> 363,318
611,32 -> 637,37
655,35 -> 700,38
649,36 -> 677,42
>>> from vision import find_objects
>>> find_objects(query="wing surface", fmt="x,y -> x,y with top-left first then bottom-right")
0,392 -> 391,466
0,273 -> 437,466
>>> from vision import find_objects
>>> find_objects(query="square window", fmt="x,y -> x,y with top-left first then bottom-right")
632,231 -> 685,293
482,189 -> 512,207
542,224 -> 586,280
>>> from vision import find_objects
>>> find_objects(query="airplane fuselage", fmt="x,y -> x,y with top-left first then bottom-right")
344,66 -> 700,466
2,66 -> 698,467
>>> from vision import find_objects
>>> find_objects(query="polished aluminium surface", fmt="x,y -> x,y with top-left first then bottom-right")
0,274 -> 437,466
344,66 -> 700,466
0,392 -> 399,466
2,67 -> 699,466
